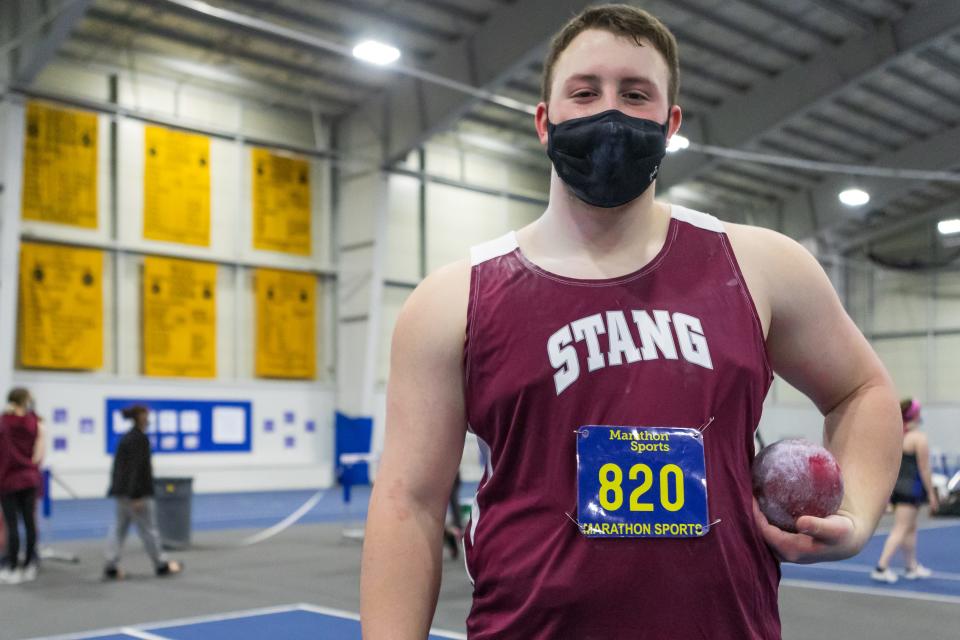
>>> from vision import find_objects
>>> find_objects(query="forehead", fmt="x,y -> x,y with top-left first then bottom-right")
552,28 -> 669,89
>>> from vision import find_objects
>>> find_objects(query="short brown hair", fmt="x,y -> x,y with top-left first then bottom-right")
122,404 -> 149,421
7,387 -> 30,407
541,4 -> 680,107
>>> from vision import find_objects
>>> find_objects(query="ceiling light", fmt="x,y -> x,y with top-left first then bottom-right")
838,188 -> 870,207
666,134 -> 689,153
938,218 -> 960,235
352,40 -> 400,66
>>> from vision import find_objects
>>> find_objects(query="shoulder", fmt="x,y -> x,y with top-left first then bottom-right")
724,222 -> 816,272
393,259 -> 471,354
400,259 -> 470,320
724,222 -> 833,315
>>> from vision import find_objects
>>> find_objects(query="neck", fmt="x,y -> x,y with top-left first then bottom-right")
526,171 -> 669,262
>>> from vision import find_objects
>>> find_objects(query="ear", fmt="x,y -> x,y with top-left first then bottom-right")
535,102 -> 549,146
666,104 -> 683,140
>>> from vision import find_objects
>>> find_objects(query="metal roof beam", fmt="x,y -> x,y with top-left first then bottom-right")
403,0 -> 489,25
669,0 -> 808,61
57,43 -> 352,113
840,198 -> 960,253
82,8 -> 374,94
6,0 -> 93,86
343,0 -> 593,165
782,120 -> 960,245
805,0 -> 875,31
659,0 -> 960,190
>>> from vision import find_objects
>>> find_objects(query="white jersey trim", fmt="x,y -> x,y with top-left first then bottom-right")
470,231 -> 519,266
671,205 -> 725,233
463,429 -> 493,586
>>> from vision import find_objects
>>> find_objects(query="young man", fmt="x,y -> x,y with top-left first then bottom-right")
104,405 -> 182,579
361,5 -> 902,638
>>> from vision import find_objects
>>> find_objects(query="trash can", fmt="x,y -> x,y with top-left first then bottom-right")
153,477 -> 193,550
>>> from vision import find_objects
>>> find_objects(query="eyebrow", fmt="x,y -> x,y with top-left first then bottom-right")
564,74 -> 658,89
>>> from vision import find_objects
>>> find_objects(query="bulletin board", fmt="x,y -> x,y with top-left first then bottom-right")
18,242 -> 103,370
142,256 -> 217,378
254,268 -> 316,379
21,101 -> 98,228
143,125 -> 211,246
106,398 -> 252,454
251,147 -> 311,255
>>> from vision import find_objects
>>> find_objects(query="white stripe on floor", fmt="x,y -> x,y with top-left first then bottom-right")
294,603 -> 467,638
787,561 -> 960,582
781,578 -> 960,605
120,628 -> 171,640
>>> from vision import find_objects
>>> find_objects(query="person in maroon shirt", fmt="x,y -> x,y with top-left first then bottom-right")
0,387 -> 45,585
361,5 -> 902,638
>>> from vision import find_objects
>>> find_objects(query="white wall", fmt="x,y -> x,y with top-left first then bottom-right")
378,142 -> 547,387
11,60 -> 337,495
17,373 -> 335,498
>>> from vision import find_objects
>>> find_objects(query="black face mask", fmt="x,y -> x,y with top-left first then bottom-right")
546,109 -> 669,208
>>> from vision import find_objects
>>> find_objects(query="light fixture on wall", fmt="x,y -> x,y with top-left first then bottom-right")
352,40 -> 401,66
838,188 -> 870,207
666,134 -> 689,153
938,218 -> 960,235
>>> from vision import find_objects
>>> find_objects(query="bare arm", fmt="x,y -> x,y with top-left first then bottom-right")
360,260 -> 470,639
729,225 -> 902,562
913,433 -> 940,512
32,418 -> 46,465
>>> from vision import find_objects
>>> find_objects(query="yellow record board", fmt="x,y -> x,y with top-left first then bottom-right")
143,256 -> 217,377
22,101 -> 98,228
18,242 -> 103,369
252,148 -> 311,255
143,126 -> 210,246
255,268 -> 316,379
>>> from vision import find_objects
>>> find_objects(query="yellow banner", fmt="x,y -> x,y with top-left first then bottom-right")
143,126 -> 210,246
255,268 -> 316,379
18,242 -> 103,369
22,101 -> 98,228
143,256 -> 217,378
252,148 -> 311,255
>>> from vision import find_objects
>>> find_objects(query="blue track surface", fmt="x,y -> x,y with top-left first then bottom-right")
31,606 -> 465,640
42,483 -> 479,542
781,521 -> 960,599
43,487 -> 371,541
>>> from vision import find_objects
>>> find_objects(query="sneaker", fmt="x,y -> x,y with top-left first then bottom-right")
20,564 -> 37,583
0,568 -> 22,585
870,567 -> 898,584
905,564 -> 932,580
103,566 -> 125,581
155,560 -> 183,577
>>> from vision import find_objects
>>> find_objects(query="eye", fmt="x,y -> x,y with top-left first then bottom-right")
624,91 -> 648,101
572,90 -> 596,99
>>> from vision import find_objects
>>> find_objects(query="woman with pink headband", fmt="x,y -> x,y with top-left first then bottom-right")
871,398 -> 940,583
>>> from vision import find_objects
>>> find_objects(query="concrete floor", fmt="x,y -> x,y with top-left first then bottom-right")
1,518 -> 957,639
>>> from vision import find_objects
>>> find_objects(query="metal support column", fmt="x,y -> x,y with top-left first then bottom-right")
0,97 -> 26,397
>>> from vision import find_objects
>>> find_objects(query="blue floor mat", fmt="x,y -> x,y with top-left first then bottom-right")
42,482 -> 479,542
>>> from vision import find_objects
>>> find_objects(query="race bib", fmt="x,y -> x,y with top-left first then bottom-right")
577,425 -> 709,538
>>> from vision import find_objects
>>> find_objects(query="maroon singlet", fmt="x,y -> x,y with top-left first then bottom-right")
463,206 -> 779,639
0,412 -> 41,494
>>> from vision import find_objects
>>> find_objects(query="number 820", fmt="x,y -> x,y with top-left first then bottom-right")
598,463 -> 685,512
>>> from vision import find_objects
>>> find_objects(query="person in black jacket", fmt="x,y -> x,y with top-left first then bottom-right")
103,405 -> 181,579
